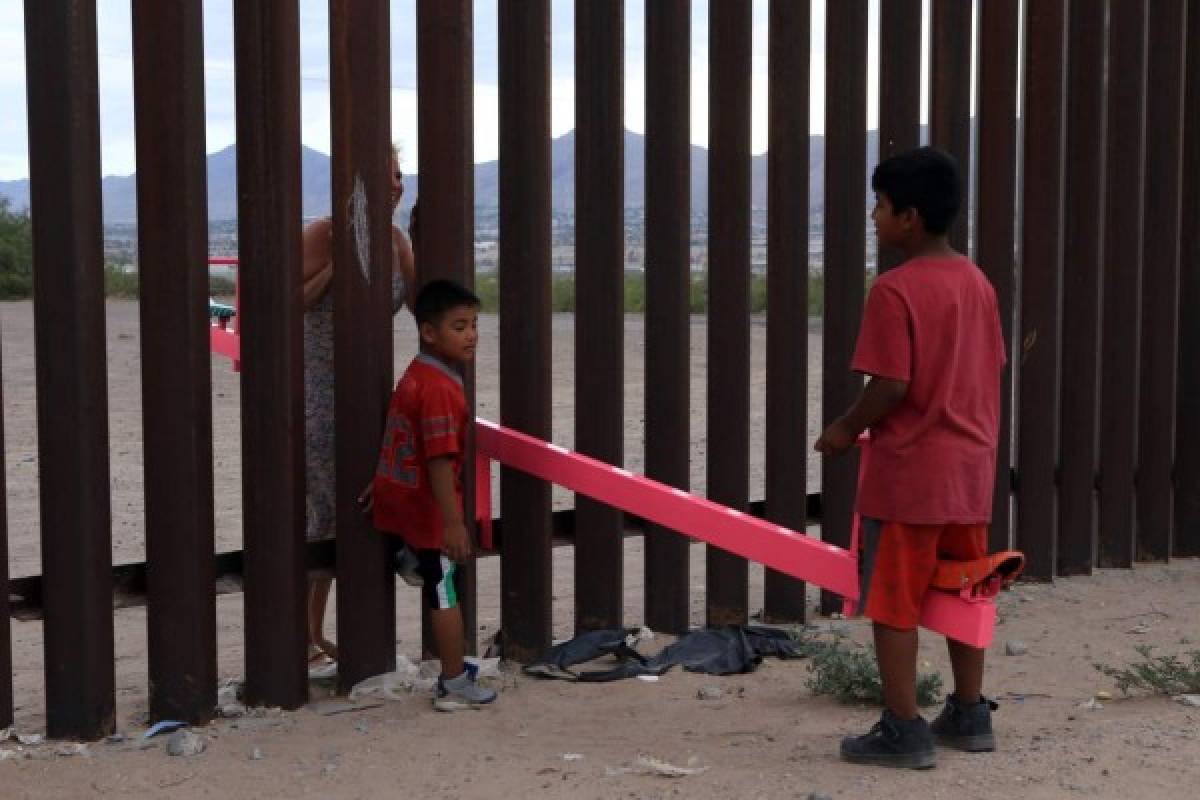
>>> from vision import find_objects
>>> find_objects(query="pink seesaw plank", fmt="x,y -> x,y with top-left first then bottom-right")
209,326 -> 240,365
474,418 -> 996,648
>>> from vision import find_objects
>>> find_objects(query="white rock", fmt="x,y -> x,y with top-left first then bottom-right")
165,730 -> 206,757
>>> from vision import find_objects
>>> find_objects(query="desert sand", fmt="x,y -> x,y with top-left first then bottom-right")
1,300 -> 1198,799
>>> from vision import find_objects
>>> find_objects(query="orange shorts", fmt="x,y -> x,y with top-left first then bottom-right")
857,517 -> 988,630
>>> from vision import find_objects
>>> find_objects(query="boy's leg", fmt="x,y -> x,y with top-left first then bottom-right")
429,606 -> 466,679
874,623 -> 919,719
946,637 -> 985,703
307,576 -> 337,660
929,523 -> 996,751
415,550 -> 496,711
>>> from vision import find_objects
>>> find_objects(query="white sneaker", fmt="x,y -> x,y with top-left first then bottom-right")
433,667 -> 497,712
394,544 -> 423,587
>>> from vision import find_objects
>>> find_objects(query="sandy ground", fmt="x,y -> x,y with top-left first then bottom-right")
2,300 -> 1199,798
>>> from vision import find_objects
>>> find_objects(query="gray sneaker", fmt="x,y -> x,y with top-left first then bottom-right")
930,694 -> 997,752
434,667 -> 497,712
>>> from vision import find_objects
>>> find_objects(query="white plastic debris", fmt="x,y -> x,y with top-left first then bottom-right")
635,675 -> 660,683
1079,698 -> 1104,710
16,733 -> 43,746
562,753 -> 584,761
615,754 -> 709,778
349,655 -> 435,700
1174,694 -> 1200,708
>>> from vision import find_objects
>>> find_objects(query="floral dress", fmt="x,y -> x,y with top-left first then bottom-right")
304,269 -> 407,542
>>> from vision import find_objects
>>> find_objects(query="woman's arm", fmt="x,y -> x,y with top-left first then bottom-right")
392,226 -> 417,312
301,218 -> 334,309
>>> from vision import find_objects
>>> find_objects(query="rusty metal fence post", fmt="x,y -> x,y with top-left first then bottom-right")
417,0 -> 478,652
762,0 -> 811,624
820,0 -> 868,614
1178,0 -> 1200,557
131,0 -> 217,723
705,0 -> 753,628
1098,0 -> 1147,568
643,0 -> 692,635
574,0 -> 625,633
975,0 -> 1020,554
331,0 -> 397,689
1015,0 -> 1068,581
498,0 -> 553,663
1136,0 -> 1187,562
930,0 -> 972,255
877,0 -> 921,275
234,0 -> 309,708
23,0 -> 116,740
0,335 -> 9,728
1057,0 -> 1106,576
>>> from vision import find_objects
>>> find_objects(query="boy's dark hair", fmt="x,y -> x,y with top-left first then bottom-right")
414,278 -> 480,326
871,146 -> 961,235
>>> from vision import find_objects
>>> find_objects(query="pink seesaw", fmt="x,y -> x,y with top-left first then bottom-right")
474,419 -> 1004,648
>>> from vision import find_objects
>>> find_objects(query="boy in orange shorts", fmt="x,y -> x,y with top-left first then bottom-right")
815,147 -> 1006,768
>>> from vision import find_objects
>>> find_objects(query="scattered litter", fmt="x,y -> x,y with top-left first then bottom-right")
464,656 -> 502,680
1126,622 -> 1151,635
165,730 -> 206,757
1175,694 -> 1200,708
1079,698 -> 1104,710
627,627 -> 656,646
219,703 -> 247,718
142,720 -> 186,739
349,655 -> 438,700
55,743 -> 90,758
562,753 -> 584,761
354,720 -> 371,734
309,700 -> 384,717
249,747 -> 265,761
0,749 -> 20,761
216,679 -> 243,706
16,733 -> 43,746
609,754 -> 709,778
636,675 -> 660,683
0,728 -> 9,741
1005,640 -> 1029,657
697,686 -> 724,701
308,661 -> 338,681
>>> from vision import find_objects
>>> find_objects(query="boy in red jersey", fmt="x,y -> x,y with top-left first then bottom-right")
366,278 -> 495,711
815,147 -> 1006,768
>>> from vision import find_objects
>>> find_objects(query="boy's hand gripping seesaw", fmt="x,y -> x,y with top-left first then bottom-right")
474,419 -> 1022,648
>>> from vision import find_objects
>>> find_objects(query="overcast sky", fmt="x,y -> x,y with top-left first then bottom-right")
0,0 -> 943,181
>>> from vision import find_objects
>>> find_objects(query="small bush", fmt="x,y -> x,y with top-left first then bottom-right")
805,635 -> 944,707
1094,646 -> 1200,696
104,265 -> 140,298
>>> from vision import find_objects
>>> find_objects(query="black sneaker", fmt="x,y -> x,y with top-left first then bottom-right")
839,709 -> 936,769
930,694 -> 997,752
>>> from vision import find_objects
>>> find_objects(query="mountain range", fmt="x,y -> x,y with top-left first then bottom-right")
0,128 -> 894,225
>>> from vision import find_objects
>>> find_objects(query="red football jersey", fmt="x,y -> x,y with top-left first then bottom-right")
372,353 -> 467,549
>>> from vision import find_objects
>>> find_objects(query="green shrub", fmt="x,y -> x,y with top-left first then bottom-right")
1095,646 -> 1200,696
805,634 -> 944,707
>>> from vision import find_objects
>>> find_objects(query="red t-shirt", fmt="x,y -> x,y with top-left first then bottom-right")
850,255 -> 1006,524
372,353 -> 467,549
